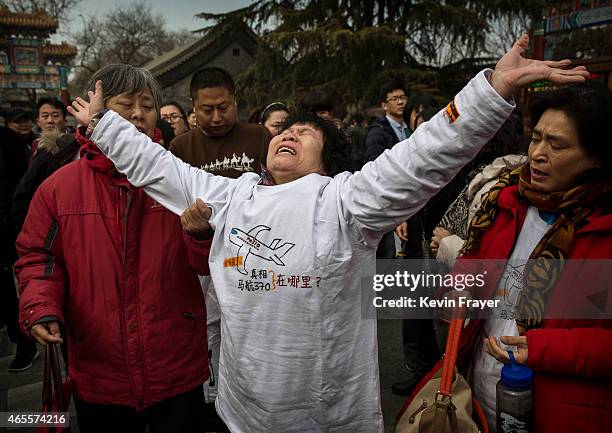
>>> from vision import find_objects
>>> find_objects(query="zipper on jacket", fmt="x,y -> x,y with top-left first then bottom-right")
408,399 -> 429,423
122,191 -> 132,269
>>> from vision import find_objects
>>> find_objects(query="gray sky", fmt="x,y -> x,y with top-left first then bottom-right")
53,0 -> 253,42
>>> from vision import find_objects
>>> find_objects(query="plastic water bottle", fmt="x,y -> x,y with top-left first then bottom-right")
496,351 -> 533,433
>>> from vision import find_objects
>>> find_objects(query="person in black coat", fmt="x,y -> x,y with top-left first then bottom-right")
0,126 -> 37,372
12,131 -> 80,235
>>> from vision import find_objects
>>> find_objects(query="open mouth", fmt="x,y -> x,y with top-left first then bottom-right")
276,146 -> 296,155
531,166 -> 548,179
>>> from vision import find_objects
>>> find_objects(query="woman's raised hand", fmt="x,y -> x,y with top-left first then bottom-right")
67,80 -> 105,127
489,35 -> 590,100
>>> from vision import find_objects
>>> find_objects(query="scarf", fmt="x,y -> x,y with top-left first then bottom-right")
461,163 -> 609,332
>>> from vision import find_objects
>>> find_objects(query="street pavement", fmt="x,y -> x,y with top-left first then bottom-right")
1,320 -> 410,432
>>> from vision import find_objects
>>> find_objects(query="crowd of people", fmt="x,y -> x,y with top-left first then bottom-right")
0,35 -> 610,433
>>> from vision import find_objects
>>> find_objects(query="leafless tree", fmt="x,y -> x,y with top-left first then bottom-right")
69,1 -> 197,95
0,0 -> 81,21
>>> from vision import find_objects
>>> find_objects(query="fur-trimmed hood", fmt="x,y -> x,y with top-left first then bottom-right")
36,130 -> 63,155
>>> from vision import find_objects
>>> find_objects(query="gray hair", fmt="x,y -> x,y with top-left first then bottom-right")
83,64 -> 162,113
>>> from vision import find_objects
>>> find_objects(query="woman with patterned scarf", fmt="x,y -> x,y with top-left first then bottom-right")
401,84 -> 612,433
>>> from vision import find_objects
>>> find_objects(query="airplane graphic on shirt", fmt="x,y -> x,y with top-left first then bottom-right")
229,225 -> 295,275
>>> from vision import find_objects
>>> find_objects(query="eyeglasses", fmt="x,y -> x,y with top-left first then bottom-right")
386,95 -> 408,103
161,114 -> 185,123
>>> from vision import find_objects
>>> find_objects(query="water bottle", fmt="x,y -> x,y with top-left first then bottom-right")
496,351 -> 533,433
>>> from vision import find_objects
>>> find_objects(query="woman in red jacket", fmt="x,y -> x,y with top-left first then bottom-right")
15,65 -> 214,433
402,84 -> 612,433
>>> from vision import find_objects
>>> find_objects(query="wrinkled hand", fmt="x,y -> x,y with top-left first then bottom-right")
430,226 -> 451,257
31,321 -> 63,345
395,222 -> 408,242
67,80 -> 105,127
489,34 -> 589,99
485,335 -> 528,365
181,198 -> 213,241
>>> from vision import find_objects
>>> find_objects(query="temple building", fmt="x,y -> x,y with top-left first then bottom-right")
144,20 -> 258,119
0,7 -> 77,112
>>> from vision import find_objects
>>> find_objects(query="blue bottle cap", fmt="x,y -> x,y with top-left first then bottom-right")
501,351 -> 533,389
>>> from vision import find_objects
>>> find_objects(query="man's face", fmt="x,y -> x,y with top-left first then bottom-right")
105,89 -> 157,139
192,86 -> 237,137
8,118 -> 33,137
381,89 -> 407,121
37,104 -> 66,132
266,122 -> 325,184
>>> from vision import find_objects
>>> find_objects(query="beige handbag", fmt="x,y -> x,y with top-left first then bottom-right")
394,319 -> 488,433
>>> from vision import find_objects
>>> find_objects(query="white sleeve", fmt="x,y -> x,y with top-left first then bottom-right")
340,69 -> 515,239
91,111 -> 234,217
437,235 -> 465,268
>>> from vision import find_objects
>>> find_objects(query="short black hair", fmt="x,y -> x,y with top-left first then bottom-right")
161,101 -> 187,120
405,93 -> 436,116
379,81 -> 406,103
156,118 -> 175,148
281,112 -> 350,176
190,67 -> 235,99
37,97 -> 66,117
351,112 -> 365,124
530,84 -> 612,177
414,106 -> 438,125
298,90 -> 333,114
476,110 -> 527,167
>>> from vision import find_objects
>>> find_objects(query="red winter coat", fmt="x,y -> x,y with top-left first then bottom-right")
15,131 -> 210,410
398,184 -> 612,433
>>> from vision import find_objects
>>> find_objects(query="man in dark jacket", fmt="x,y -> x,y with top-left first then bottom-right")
12,131 -> 80,235
6,109 -> 36,156
0,125 -> 37,372
366,81 -> 410,258
366,81 -> 409,162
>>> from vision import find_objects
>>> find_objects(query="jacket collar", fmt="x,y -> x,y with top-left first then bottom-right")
76,126 -> 162,188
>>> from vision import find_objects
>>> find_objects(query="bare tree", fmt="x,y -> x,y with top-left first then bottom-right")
104,2 -> 173,65
486,13 -> 533,58
0,0 -> 81,21
69,1 -> 197,95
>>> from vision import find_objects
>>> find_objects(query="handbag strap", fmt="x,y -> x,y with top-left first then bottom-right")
42,344 -> 53,408
41,343 -> 65,411
50,343 -> 64,410
438,318 -> 464,397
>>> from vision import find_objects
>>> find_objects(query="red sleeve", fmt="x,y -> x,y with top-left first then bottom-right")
526,327 -> 612,379
14,186 -> 66,336
182,230 -> 211,276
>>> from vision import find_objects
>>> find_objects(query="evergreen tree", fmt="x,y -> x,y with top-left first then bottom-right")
197,0 -> 542,112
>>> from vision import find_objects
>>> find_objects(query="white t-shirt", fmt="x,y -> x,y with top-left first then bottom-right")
470,205 -> 552,432
92,70 -> 515,433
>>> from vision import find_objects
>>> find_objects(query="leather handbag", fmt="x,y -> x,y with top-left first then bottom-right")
37,343 -> 73,433
394,318 -> 488,433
